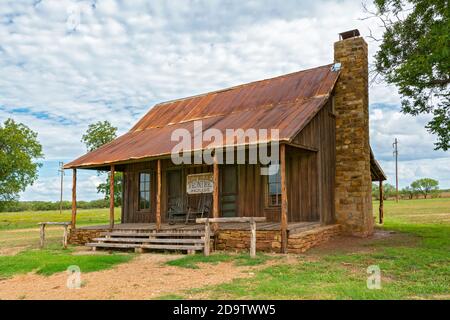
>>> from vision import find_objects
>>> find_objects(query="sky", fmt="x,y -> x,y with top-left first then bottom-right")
1,0 -> 449,201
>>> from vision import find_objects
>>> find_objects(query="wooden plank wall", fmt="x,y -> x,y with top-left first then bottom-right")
291,100 -> 336,224
286,148 -> 319,221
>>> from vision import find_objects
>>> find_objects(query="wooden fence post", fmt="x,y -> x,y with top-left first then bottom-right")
63,224 -> 68,249
39,224 -> 45,248
250,218 -> 256,258
204,218 -> 210,256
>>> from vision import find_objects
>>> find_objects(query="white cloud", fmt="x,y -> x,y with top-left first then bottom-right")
0,0 -> 447,201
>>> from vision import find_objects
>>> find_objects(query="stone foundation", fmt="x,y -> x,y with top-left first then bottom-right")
216,224 -> 341,253
216,230 -> 281,252
69,224 -> 341,253
68,228 -> 105,245
287,224 -> 341,253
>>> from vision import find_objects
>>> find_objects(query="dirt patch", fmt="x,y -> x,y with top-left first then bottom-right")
304,229 -> 419,257
0,253 -> 269,300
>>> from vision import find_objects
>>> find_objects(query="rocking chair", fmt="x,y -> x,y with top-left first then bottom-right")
167,197 -> 186,225
185,195 -> 212,224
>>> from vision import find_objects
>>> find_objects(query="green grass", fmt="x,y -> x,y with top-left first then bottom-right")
157,294 -> 185,300
166,253 -> 273,269
0,247 -> 133,278
177,198 -> 450,299
0,208 -> 118,231
1,198 -> 449,299
0,208 -> 132,279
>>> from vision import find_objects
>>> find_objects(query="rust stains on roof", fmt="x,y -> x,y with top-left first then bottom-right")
64,64 -> 340,169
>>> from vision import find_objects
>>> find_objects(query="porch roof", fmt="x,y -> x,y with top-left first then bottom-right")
370,148 -> 387,181
65,64 -> 340,169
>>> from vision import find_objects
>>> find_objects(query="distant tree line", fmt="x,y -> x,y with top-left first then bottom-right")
0,199 -> 112,212
373,178 -> 441,200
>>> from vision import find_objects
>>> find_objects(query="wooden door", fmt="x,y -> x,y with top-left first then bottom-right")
220,165 -> 238,217
167,169 -> 183,216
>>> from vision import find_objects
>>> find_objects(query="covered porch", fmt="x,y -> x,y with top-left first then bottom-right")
68,144 -> 302,253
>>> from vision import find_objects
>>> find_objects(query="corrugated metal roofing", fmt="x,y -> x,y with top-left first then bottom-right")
65,64 -> 340,169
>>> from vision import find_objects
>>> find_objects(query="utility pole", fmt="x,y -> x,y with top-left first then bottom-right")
393,138 -> 399,203
58,162 -> 64,214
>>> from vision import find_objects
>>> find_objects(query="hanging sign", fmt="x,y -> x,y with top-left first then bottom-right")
186,173 -> 214,194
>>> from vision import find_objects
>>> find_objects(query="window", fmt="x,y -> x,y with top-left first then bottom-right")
139,172 -> 151,210
267,165 -> 281,206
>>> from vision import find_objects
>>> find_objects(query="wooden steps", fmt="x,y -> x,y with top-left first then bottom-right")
102,231 -> 208,237
87,230 -> 209,253
92,237 -> 204,244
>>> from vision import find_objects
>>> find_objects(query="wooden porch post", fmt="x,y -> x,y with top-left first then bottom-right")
379,180 -> 384,224
213,154 -> 220,231
156,159 -> 162,231
280,144 -> 288,253
71,169 -> 77,229
109,165 -> 115,229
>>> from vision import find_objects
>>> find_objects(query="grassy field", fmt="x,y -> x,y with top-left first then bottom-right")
0,208 -> 115,253
163,198 -> 450,299
0,199 -> 449,299
0,208 -> 129,278
0,208 -> 116,231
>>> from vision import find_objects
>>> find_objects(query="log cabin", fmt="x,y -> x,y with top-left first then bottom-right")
64,30 -> 386,254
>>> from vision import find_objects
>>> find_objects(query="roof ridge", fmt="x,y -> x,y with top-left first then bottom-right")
153,63 -> 333,107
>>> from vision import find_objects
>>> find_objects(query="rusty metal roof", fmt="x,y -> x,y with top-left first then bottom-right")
65,64 -> 340,169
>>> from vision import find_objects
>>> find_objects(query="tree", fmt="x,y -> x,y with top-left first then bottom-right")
411,178 -> 439,199
400,186 -> 416,199
368,0 -> 450,150
382,183 -> 396,200
81,121 -> 122,205
81,121 -> 118,152
0,119 -> 43,209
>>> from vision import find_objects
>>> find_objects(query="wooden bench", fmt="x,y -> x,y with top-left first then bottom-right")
38,222 -> 71,249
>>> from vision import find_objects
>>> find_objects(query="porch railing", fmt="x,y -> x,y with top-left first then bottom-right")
196,217 -> 267,257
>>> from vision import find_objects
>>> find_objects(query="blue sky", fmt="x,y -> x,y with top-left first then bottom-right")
1,0 -> 449,201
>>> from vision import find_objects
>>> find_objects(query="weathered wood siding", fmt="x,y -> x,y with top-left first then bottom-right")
291,100 -> 336,224
286,148 -> 319,221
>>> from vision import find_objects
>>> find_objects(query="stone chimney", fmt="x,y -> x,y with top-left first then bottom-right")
333,29 -> 373,236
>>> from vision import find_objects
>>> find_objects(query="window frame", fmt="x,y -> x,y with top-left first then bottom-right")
138,171 -> 152,212
265,164 -> 282,207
